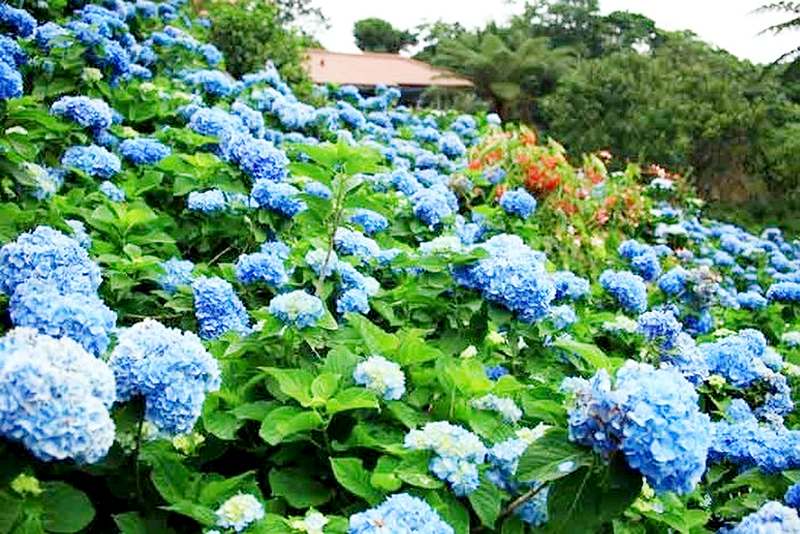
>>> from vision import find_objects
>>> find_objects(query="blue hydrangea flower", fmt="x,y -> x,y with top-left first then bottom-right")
455,234 -> 555,322
191,276 -> 252,339
235,249 -> 289,287
767,282 -> 800,302
250,179 -> 307,217
499,188 -> 537,220
50,96 -> 114,131
563,361 -> 711,495
119,137 -> 171,165
9,279 -> 117,356
109,319 -> 220,433
0,3 -> 36,37
516,487 -> 549,526
23,163 -> 65,200
353,355 -> 405,400
215,494 -> 265,533
230,137 -> 289,182
268,290 -> 326,329
0,328 -> 116,463
737,290 -> 768,310
786,483 -> 800,509
35,22 -> 71,50
188,189 -> 226,212
404,421 -> 487,495
472,394 -> 523,423
599,270 -> 648,314
349,209 -> 389,235
410,187 -> 456,226
199,43 -> 223,65
699,331 -> 773,387
0,61 -> 23,100
334,228 -> 381,263
231,102 -> 265,138
724,501 -> 800,533
182,69 -> 236,97
548,305 -> 577,331
637,309 -> 682,348
303,181 -> 332,199
61,145 -> 121,178
65,219 -> 92,250
0,226 -> 102,296
99,180 -> 126,202
159,257 -> 194,294
337,287 -> 370,315
551,271 -> 590,301
348,493 -> 454,534
485,365 -> 509,380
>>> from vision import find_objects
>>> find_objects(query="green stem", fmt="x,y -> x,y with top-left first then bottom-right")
314,173 -> 348,297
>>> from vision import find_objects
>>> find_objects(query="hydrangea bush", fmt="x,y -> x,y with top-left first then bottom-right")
1,1 -> 800,533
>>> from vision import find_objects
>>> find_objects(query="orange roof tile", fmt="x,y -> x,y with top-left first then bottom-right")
304,49 -> 472,88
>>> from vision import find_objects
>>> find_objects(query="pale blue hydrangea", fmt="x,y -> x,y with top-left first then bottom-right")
191,276 -> 252,339
637,309 -> 682,348
24,164 -> 65,200
50,96 -> 114,130
215,494 -> 265,533
159,257 -> 194,294
599,269 -> 648,314
337,287 -> 369,315
348,493 -> 454,534
235,247 -> 289,287
562,361 -> 711,495
231,102 -> 265,138
230,137 -> 289,182
303,181 -> 332,199
306,249 -> 337,277
119,137 -> 171,165
783,331 -> 800,348
8,279 -> 117,356
454,234 -> 555,322
548,305 -> 577,331
349,209 -> 389,235
268,290 -> 325,329
199,43 -> 223,65
0,328 -> 116,463
250,179 -> 307,217
65,219 -> 91,250
551,271 -> 590,301
409,187 -> 456,226
404,421 -> 487,496
61,145 -> 121,178
188,189 -> 226,212
471,394 -> 523,423
353,355 -> 405,400
0,226 -> 102,296
334,227 -> 381,263
182,69 -> 237,97
767,282 -> 800,302
109,319 -> 220,433
499,188 -> 537,220
99,180 -> 126,201
723,501 -> 800,533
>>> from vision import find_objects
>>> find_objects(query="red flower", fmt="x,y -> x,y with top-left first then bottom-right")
469,159 -> 482,170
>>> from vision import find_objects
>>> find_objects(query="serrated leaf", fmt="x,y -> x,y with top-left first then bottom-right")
259,407 -> 323,445
326,388 -> 379,414
311,373 -> 341,401
516,429 -> 594,484
268,469 -> 331,508
261,368 -> 315,407
467,475 -> 506,528
330,458 -> 384,505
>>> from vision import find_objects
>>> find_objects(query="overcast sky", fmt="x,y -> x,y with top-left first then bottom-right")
312,0 -> 800,64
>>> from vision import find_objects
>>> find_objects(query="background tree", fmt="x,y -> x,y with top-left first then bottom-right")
353,18 -> 418,53
757,1 -> 800,62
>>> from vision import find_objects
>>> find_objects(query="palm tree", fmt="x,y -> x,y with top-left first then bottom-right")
757,2 -> 800,62
427,31 -> 575,123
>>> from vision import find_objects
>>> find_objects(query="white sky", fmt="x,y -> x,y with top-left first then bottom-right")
312,0 -> 800,64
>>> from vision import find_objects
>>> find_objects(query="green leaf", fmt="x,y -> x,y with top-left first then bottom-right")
322,347 -> 359,376
546,457 -> 643,534
161,502 -> 216,526
259,406 -> 323,445
552,340 -> 615,372
311,373 -> 341,402
501,516 -> 526,534
113,512 -> 175,534
346,314 -> 399,355
268,468 -> 331,508
467,475 -> 506,528
330,458 -> 384,505
423,491 -> 470,534
248,515 -> 295,534
395,334 -> 443,366
198,472 -> 257,507
40,482 -> 95,533
202,395 -> 245,440
261,368 -> 315,407
326,388 -> 379,414
0,492 -> 21,534
516,429 -> 594,484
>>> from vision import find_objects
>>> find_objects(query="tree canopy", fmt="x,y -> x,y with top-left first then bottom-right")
353,18 -> 417,53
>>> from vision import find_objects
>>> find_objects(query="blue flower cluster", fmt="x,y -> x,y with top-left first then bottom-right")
235,242 -> 291,287
353,355 -> 405,400
471,394 -> 523,422
188,189 -> 227,212
548,304 -> 577,331
562,361 -> 711,494
119,137 -> 171,165
455,234 -> 555,322
99,180 -> 126,201
722,501 -> 800,533
61,144 -> 121,178
191,276 -> 252,339
268,290 -> 326,329
0,226 -> 115,355
637,309 -> 682,348
599,269 -> 648,313
159,257 -> 194,293
404,421 -> 487,496
109,319 -> 220,433
215,493 -> 265,533
550,271 -> 590,301
619,240 -> 662,282
499,188 -> 537,220
349,209 -> 389,235
51,96 -> 114,130
348,493 -> 453,534
0,328 -> 116,463
250,179 -> 306,217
